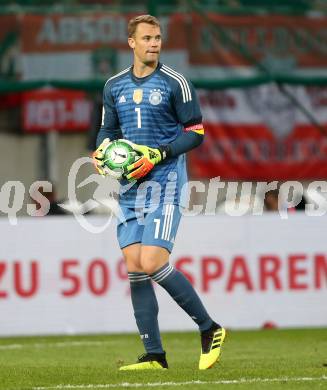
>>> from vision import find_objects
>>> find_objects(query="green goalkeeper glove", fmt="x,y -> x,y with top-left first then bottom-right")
124,141 -> 165,181
92,138 -> 121,179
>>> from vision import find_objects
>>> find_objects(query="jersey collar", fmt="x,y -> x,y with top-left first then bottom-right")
130,62 -> 162,85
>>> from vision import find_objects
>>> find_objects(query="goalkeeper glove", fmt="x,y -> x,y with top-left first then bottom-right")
92,138 -> 121,179
124,141 -> 166,181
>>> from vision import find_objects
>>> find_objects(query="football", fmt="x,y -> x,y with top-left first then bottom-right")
103,140 -> 139,178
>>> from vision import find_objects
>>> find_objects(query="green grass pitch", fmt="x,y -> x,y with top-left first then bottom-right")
0,328 -> 326,390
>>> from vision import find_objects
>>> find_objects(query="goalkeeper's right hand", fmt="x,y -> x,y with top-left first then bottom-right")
92,138 -> 120,179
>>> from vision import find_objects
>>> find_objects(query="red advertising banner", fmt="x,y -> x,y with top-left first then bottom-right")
188,13 -> 327,67
22,88 -> 91,133
0,12 -> 326,83
20,13 -> 185,53
189,86 -> 327,180
20,13 -> 326,68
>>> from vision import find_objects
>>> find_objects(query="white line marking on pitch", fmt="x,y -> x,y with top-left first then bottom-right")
32,376 -> 327,389
0,341 -> 117,350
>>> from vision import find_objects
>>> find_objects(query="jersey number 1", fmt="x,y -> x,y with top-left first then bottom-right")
135,107 -> 142,128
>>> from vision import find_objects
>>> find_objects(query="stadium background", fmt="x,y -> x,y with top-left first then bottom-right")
0,0 -> 326,337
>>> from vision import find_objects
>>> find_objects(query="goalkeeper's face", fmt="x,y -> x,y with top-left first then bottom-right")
128,23 -> 162,66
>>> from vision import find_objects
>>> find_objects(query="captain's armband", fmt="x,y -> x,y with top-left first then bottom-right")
184,123 -> 204,135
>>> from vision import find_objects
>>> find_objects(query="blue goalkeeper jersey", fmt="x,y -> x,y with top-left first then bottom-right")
97,62 -> 202,208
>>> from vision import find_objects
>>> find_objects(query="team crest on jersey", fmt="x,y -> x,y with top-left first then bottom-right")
149,89 -> 162,105
133,89 -> 143,104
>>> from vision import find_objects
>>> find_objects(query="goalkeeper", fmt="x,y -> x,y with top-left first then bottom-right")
93,14 -> 226,370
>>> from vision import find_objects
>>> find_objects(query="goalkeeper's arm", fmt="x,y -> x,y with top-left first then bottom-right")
159,123 -> 204,159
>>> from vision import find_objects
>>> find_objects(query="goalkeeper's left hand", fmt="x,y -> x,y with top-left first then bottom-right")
124,141 -> 165,181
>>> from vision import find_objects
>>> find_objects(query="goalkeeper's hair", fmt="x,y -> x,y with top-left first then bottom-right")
128,15 -> 161,37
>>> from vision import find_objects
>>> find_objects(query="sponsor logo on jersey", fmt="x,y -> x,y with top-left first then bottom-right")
118,95 -> 126,103
133,89 -> 143,104
149,89 -> 162,105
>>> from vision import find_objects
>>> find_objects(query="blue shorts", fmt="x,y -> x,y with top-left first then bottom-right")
117,204 -> 181,253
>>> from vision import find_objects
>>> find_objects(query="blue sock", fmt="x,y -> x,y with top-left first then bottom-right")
151,263 -> 213,332
128,272 -> 164,354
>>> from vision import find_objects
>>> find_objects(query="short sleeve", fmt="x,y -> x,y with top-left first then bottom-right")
172,78 -> 202,127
